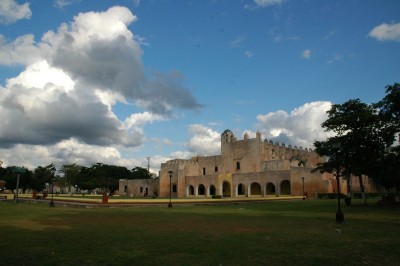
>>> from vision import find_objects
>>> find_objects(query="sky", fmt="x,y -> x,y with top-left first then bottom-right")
0,0 -> 399,174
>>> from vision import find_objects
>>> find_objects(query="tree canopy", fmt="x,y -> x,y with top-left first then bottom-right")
0,163 -> 155,194
314,83 -> 400,191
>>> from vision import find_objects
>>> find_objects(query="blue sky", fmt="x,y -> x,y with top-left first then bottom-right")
0,0 -> 399,173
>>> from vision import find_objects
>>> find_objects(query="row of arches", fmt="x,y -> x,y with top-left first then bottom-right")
186,180 -> 291,197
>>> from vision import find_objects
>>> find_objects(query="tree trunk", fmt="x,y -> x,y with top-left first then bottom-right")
345,173 -> 352,206
359,175 -> 367,204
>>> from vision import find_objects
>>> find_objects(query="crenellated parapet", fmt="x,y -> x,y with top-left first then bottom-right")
263,138 -> 313,153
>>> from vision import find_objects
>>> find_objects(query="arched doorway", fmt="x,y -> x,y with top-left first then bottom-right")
198,184 -> 205,196
209,185 -> 216,196
266,182 -> 276,195
222,181 -> 231,197
188,185 -> 194,196
250,182 -> 261,195
280,180 -> 291,195
238,183 -> 246,195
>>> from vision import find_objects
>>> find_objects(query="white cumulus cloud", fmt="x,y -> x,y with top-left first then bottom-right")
0,0 -> 31,24
368,22 -> 400,42
256,101 -> 334,148
186,124 -> 221,156
0,6 -> 202,169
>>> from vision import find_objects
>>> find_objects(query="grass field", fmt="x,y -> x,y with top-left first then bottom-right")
1,199 -> 399,266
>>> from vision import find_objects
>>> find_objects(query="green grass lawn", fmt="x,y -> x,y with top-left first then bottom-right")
1,199 -> 399,266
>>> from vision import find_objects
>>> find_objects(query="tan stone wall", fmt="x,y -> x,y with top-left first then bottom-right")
119,178 -> 159,197
290,167 -> 332,197
123,129 -> 378,199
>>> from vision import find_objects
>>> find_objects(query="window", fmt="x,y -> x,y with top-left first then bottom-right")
173,184 -> 177,193
236,161 -> 241,170
203,167 -> 206,175
215,166 -> 218,172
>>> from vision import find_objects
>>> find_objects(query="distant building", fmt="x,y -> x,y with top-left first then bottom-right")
119,129 -> 376,198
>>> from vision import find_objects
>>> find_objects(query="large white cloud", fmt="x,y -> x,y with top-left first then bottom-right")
0,0 -> 31,24
0,6 -> 202,169
0,7 -> 201,144
368,22 -> 400,42
186,124 -> 221,156
256,101 -> 334,148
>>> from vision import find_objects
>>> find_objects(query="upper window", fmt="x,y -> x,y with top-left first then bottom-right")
236,161 -> 241,170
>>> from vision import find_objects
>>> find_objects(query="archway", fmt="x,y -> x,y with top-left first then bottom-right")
198,184 -> 205,195
209,185 -> 216,196
266,182 -> 276,195
238,183 -> 246,195
188,185 -> 194,196
222,181 -> 231,197
280,180 -> 291,195
250,182 -> 261,195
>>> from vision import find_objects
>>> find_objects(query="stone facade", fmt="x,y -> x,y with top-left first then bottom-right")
157,130 -> 334,198
120,129 -> 376,198
119,178 -> 159,197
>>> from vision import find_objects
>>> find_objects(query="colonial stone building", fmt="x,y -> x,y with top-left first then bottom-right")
120,129 -> 377,198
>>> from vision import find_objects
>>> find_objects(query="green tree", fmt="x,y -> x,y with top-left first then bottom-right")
1,166 -> 32,193
76,164 -> 131,194
76,166 -> 98,192
32,164 -> 56,192
59,164 -> 82,193
131,166 -> 152,179
314,99 -> 385,204
374,83 -> 400,189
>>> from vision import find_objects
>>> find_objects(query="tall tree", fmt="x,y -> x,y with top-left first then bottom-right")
314,99 -> 385,204
374,83 -> 400,189
59,164 -> 81,193
32,164 -> 56,192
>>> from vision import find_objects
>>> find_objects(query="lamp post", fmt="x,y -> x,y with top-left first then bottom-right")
50,178 -> 55,207
12,167 -> 25,204
332,143 -> 344,223
301,177 -> 305,199
168,171 -> 173,208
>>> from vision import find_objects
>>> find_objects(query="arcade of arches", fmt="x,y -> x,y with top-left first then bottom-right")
185,180 -> 291,197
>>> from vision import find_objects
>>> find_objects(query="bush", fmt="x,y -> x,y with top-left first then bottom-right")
377,193 -> 399,206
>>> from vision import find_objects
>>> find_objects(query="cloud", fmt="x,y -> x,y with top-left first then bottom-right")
368,22 -> 400,42
323,30 -> 337,40
254,0 -> 284,7
301,49 -> 311,59
327,54 -> 342,64
176,101 -> 332,159
186,124 -> 221,156
0,0 -> 31,24
0,34 -> 43,65
53,0 -> 75,9
0,6 -> 202,169
245,50 -> 254,58
256,101 -> 334,148
229,35 -> 246,48
0,138 -> 143,170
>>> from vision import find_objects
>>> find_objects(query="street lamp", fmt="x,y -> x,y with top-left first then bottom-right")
50,178 -> 55,207
332,143 -> 344,223
301,177 -> 305,199
168,171 -> 173,208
